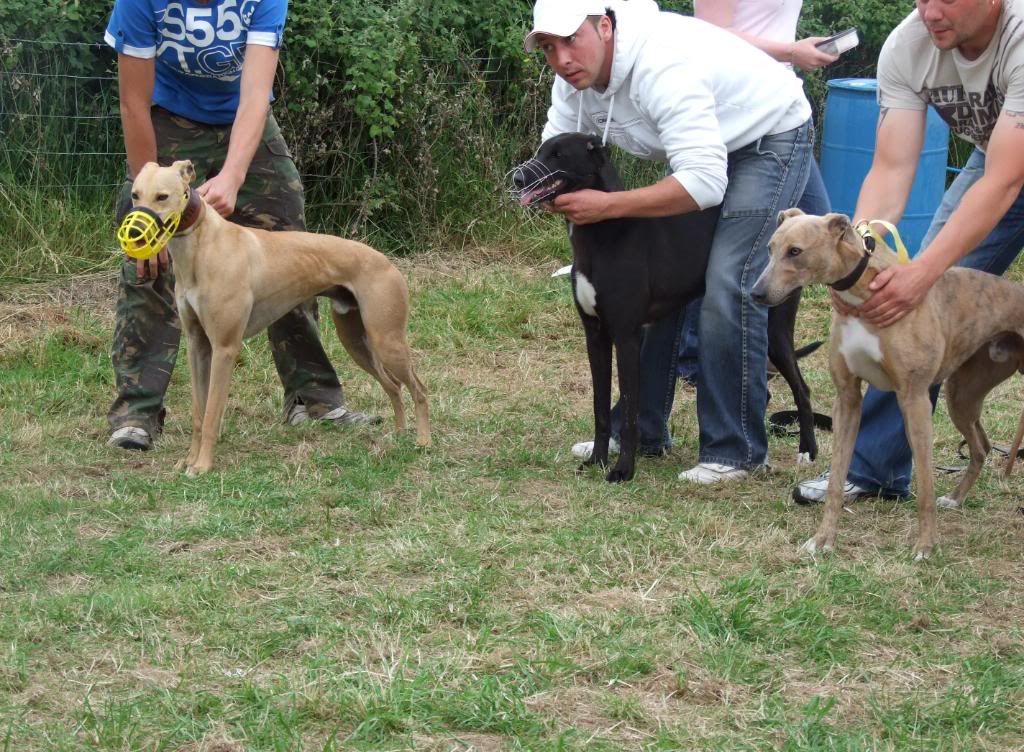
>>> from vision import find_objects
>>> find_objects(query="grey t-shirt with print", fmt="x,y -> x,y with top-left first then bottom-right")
877,0 -> 1024,149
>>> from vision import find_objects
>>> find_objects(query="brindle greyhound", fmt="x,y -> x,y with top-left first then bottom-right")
124,160 -> 430,476
753,208 -> 1024,559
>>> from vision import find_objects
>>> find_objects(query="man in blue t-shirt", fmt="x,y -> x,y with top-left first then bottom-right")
104,0 -> 379,451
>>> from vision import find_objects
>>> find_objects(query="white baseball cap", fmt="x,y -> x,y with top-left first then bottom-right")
524,0 -> 610,53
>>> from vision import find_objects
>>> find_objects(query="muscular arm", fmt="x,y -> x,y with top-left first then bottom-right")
551,175 -> 701,224
117,53 -> 168,280
858,107 -> 1024,326
852,107 -> 926,225
913,109 -> 1024,275
196,44 -> 279,216
117,54 -> 157,178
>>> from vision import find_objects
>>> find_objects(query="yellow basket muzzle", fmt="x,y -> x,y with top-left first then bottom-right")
117,206 -> 182,260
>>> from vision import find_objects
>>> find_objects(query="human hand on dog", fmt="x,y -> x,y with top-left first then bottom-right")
858,260 -> 941,328
196,171 -> 243,218
134,249 -> 170,282
828,288 -> 860,317
549,189 -> 614,225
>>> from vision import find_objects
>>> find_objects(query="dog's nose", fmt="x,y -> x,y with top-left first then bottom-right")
750,287 -> 768,306
512,168 -> 526,189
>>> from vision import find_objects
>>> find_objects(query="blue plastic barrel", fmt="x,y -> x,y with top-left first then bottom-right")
820,78 -> 949,257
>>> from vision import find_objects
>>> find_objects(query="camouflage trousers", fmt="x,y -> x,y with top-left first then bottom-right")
108,106 -> 343,436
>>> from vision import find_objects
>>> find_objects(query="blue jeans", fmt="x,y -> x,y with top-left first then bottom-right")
678,157 -> 830,384
608,120 -> 813,465
845,149 -> 1024,495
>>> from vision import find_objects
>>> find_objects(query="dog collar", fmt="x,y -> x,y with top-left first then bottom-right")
829,234 -> 875,292
173,190 -> 204,237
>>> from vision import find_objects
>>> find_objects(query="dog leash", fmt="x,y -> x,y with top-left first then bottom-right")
833,219 -> 912,291
857,219 -> 911,265
935,439 -> 1024,474
766,409 -> 833,435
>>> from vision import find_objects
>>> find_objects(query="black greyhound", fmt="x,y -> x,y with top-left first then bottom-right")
511,132 -> 823,482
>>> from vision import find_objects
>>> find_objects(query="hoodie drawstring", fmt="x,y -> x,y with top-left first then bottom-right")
601,93 -> 615,146
576,91 -> 616,146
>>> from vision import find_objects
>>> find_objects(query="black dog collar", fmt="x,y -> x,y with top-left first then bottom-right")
830,234 -> 875,292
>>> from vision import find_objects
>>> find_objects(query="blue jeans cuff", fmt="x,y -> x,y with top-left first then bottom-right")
697,454 -> 766,471
845,470 -> 909,498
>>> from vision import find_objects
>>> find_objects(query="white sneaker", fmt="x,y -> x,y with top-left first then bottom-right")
678,462 -> 748,484
107,426 -> 152,451
792,471 -> 875,505
571,437 -> 620,460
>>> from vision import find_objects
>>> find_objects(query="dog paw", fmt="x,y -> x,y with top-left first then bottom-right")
936,495 -> 961,510
185,462 -> 211,478
796,451 -> 812,465
912,539 -> 936,561
605,465 -> 635,483
800,537 -> 833,556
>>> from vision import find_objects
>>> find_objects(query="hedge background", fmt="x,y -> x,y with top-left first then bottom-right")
0,0 -> 917,281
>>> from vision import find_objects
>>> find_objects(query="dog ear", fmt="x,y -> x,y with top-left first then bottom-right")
776,207 -> 804,226
173,160 -> 197,186
825,212 -> 852,237
585,135 -> 608,166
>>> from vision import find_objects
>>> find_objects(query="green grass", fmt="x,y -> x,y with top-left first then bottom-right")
2,252 -> 1024,751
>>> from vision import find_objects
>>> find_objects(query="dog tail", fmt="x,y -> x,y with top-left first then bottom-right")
795,340 -> 824,360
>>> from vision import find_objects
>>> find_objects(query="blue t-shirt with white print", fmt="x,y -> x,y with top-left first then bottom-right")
105,0 -> 286,125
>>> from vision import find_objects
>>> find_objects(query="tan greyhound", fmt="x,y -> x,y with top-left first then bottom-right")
752,208 -> 1024,559
124,160 -> 430,476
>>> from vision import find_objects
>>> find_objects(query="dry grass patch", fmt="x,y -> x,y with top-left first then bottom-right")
3,254 -> 1024,750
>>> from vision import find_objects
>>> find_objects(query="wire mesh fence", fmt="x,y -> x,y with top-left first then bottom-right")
0,38 -> 124,204
0,35 -> 542,254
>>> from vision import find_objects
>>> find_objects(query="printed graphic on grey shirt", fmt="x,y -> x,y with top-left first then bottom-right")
929,82 -> 1005,146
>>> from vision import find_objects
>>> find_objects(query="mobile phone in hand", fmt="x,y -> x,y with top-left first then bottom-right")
816,28 -> 859,56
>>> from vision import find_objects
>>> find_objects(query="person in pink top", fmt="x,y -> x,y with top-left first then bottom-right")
677,0 -> 837,385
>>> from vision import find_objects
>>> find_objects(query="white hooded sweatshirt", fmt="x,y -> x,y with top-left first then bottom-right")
541,0 -> 811,209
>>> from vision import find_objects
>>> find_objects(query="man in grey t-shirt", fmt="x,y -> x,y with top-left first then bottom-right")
793,0 -> 1024,505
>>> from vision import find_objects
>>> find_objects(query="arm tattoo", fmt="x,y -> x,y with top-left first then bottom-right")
876,107 -> 889,133
1005,110 -> 1024,128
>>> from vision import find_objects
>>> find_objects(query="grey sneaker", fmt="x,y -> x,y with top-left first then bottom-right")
107,426 -> 152,451
319,406 -> 384,426
287,404 -> 311,426
288,404 -> 383,427
792,471 -> 886,505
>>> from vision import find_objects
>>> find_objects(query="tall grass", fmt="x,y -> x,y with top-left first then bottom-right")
0,39 -> 124,284
0,35 -> 568,286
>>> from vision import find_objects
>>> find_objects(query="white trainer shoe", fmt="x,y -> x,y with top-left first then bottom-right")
107,426 -> 152,451
678,462 -> 748,484
791,471 -> 876,505
571,437 -> 620,460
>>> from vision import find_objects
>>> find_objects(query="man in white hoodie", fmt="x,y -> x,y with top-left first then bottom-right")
525,0 -> 813,483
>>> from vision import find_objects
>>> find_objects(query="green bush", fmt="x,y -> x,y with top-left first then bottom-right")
1,0 -> 914,282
